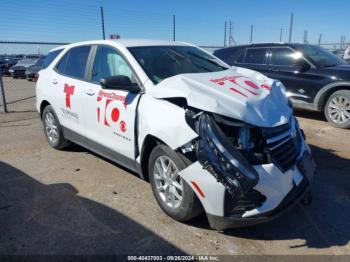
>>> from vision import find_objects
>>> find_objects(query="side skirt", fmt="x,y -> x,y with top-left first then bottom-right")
62,126 -> 142,176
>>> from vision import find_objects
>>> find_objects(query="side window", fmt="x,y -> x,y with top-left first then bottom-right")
270,48 -> 298,66
91,46 -> 135,83
244,48 -> 268,64
43,49 -> 62,69
236,50 -> 246,63
56,46 -> 91,79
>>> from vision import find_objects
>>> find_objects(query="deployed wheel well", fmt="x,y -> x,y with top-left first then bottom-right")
140,135 -> 164,181
40,100 -> 50,117
317,86 -> 350,111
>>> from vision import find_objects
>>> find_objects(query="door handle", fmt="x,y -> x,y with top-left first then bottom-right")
84,89 -> 95,96
271,68 -> 280,72
52,79 -> 58,84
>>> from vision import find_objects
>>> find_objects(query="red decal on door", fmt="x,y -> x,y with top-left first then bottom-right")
120,121 -> 127,132
64,84 -> 75,108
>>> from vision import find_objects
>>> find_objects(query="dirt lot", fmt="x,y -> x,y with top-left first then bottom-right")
0,78 -> 350,255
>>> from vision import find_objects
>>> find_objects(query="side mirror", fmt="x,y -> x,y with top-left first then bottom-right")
100,75 -> 141,93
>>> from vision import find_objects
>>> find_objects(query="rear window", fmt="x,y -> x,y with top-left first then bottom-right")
244,48 -> 268,64
43,49 -> 62,69
56,46 -> 91,79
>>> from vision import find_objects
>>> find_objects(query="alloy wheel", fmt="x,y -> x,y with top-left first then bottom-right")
44,112 -> 59,144
153,156 -> 184,209
328,95 -> 350,124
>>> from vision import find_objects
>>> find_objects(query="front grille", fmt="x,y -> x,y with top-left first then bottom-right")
261,118 -> 302,172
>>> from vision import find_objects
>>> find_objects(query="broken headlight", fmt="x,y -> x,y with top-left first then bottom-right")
191,112 -> 259,197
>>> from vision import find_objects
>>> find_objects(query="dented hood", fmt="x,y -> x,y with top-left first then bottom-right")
147,68 -> 293,127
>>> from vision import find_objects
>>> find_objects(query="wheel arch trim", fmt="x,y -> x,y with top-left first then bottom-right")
314,81 -> 350,111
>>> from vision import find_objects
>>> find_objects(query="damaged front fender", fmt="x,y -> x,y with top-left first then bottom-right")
186,112 -> 259,198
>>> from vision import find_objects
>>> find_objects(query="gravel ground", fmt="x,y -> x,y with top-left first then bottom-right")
0,79 -> 350,255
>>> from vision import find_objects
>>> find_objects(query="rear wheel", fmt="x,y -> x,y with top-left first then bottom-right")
42,105 -> 70,149
148,144 -> 202,221
324,90 -> 350,129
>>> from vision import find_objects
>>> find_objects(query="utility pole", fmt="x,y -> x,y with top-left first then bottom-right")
100,6 -> 106,40
280,28 -> 283,42
224,21 -> 227,47
228,21 -> 236,46
250,24 -> 253,43
318,34 -> 322,46
173,15 -> 176,41
303,30 -> 308,44
288,13 -> 294,43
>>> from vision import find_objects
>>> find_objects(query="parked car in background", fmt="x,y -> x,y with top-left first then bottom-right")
0,56 -> 20,75
25,56 -> 46,81
9,58 -> 40,78
214,43 -> 350,128
36,39 -> 315,230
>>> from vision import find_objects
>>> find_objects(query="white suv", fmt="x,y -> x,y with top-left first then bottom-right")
36,39 -> 315,230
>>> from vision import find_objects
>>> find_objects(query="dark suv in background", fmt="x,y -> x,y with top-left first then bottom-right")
214,43 -> 350,128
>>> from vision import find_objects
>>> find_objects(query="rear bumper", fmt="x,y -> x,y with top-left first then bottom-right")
207,179 -> 310,230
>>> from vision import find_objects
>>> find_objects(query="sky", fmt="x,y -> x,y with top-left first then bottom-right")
0,0 -> 348,47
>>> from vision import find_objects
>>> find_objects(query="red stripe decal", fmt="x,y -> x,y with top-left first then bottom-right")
244,80 -> 259,89
241,86 -> 259,96
230,87 -> 248,97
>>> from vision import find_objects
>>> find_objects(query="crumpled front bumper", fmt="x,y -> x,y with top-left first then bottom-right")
179,113 -> 316,230
180,150 -> 315,230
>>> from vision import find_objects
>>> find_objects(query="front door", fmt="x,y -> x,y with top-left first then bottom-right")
266,47 -> 318,103
81,45 -> 141,160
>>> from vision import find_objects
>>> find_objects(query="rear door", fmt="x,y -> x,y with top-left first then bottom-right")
235,47 -> 271,75
49,45 -> 92,136
80,45 -> 141,162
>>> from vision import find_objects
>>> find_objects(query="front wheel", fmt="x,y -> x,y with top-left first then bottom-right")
324,90 -> 350,129
148,144 -> 202,222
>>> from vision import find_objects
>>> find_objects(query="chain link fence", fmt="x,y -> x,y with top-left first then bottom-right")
0,41 -> 67,113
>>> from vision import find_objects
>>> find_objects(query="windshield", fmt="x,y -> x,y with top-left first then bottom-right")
294,45 -> 346,67
128,46 -> 229,84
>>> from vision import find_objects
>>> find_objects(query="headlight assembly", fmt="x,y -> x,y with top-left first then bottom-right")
196,113 -> 259,197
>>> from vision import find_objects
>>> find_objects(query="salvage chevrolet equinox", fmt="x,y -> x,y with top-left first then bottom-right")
36,39 -> 316,230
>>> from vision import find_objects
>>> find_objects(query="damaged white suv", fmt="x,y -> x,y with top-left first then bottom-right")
36,39 -> 316,230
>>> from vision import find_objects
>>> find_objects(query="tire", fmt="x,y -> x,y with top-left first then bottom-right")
148,144 -> 202,221
324,90 -> 350,129
42,105 -> 71,149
